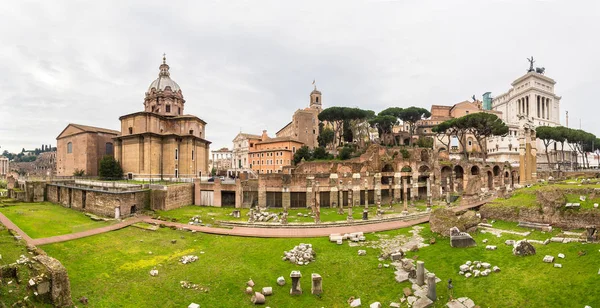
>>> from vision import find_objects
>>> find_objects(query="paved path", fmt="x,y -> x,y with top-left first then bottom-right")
0,197 -> 493,245
141,197 -> 492,238
0,212 -> 33,244
29,217 -> 144,246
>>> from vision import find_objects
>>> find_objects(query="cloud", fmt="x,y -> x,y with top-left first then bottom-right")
1,0 -> 599,153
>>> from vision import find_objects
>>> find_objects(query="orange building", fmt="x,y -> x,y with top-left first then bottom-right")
249,130 -> 304,174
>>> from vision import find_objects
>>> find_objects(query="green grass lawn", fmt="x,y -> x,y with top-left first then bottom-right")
42,226 -> 400,307
0,202 -> 116,238
404,226 -> 600,307
37,221 -> 600,307
155,202 -> 438,224
488,190 -> 538,208
565,193 -> 600,209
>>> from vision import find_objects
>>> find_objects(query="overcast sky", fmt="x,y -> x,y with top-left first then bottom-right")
1,0 -> 599,153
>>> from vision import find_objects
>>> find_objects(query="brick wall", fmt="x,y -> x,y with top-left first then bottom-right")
151,183 -> 194,211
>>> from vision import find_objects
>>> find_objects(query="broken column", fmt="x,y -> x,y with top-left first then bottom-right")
347,190 -> 353,221
426,177 -> 432,206
446,176 -> 451,204
290,271 -> 302,295
416,261 -> 425,286
261,287 -> 273,296
402,177 -> 408,214
311,273 -> 322,295
586,225 -> 597,242
426,273 -> 436,301
251,292 -> 265,304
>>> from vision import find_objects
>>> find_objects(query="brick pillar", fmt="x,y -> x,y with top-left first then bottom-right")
213,178 -> 222,207
402,177 -> 408,213
306,176 -> 315,209
530,131 -> 538,183
329,173 -> 339,209
519,130 -> 526,185
282,188 -> 290,210
352,173 -> 361,207
393,173 -> 401,202
426,177 -> 432,206
194,178 -> 201,205
258,178 -> 266,208
374,173 -> 382,204
411,174 -> 419,201
235,178 -> 242,208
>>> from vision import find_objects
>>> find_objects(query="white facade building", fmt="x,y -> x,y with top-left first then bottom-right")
210,148 -> 233,175
229,132 -> 262,177
0,156 -> 8,176
487,69 -> 562,164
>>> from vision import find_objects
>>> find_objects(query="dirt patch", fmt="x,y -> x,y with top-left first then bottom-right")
536,188 -> 566,210
430,208 -> 480,236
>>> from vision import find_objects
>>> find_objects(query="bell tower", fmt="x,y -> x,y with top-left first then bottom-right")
309,85 -> 322,112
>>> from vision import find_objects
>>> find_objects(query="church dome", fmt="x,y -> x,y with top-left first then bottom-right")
147,56 -> 181,92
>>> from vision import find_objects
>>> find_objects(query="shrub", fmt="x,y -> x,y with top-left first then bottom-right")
416,137 -> 433,148
293,146 -> 312,165
338,147 -> 354,160
99,155 -> 123,180
312,147 -> 331,160
400,149 -> 410,159
73,169 -> 85,176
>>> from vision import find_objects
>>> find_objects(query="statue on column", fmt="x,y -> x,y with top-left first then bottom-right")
527,56 -> 535,72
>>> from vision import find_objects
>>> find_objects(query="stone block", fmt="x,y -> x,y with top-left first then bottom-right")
350,298 -> 362,307
262,287 -> 273,296
413,296 -> 434,308
188,303 -> 200,308
370,302 -> 382,308
554,263 -> 562,268
276,276 -> 285,286
543,255 -> 554,263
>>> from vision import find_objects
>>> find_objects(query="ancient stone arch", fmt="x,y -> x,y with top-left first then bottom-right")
454,165 -> 465,192
470,165 -> 480,175
381,163 -> 394,173
493,165 -> 501,176
418,165 -> 431,173
486,171 -> 493,189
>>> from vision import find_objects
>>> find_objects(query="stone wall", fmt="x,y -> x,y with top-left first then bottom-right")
46,183 -> 149,218
165,183 -> 193,210
152,183 -> 193,211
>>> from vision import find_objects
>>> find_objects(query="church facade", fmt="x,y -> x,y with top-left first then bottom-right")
112,56 -> 211,180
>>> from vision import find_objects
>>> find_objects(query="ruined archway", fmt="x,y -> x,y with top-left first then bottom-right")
504,171 -> 510,185
441,165 -> 453,193
470,165 -> 480,175
493,165 -> 501,176
382,164 -> 395,173
454,165 -> 464,192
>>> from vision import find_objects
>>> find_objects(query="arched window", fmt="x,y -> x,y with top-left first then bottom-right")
105,143 -> 114,155
67,142 -> 73,154
316,97 -> 319,103
166,105 -> 171,113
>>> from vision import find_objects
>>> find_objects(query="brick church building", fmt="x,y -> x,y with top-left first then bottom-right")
57,56 -> 211,179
